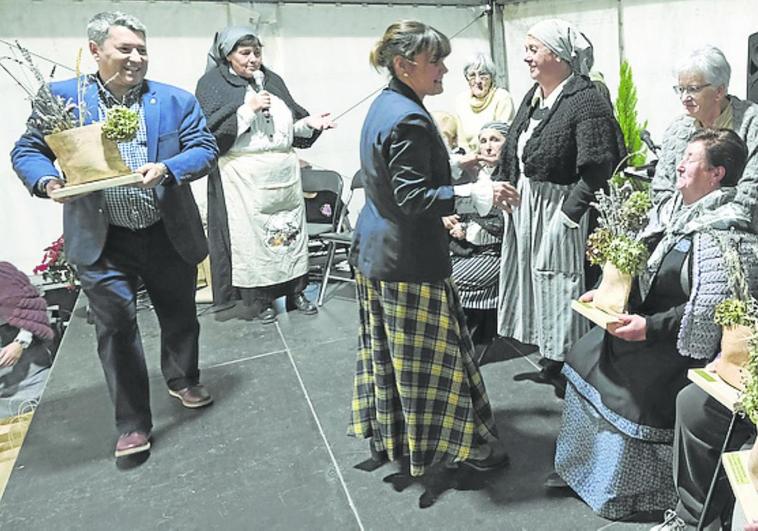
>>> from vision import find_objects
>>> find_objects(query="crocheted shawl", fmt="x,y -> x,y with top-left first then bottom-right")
677,230 -> 758,360
640,188 -> 758,359
0,262 -> 54,340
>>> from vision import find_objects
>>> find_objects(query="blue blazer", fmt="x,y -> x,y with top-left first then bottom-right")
11,78 -> 219,266
350,78 -> 454,282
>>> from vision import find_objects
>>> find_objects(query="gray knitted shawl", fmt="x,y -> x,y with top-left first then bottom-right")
677,229 -> 758,359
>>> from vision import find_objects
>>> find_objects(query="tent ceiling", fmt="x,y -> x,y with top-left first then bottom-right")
179,0 -> 494,6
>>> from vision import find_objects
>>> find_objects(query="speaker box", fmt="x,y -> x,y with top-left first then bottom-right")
748,32 -> 758,104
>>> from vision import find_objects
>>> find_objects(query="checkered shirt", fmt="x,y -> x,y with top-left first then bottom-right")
98,86 -> 160,229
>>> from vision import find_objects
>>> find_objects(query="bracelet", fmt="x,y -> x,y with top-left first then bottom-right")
13,338 -> 30,350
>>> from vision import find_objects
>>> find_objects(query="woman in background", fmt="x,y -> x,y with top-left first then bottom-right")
455,53 -> 514,153
196,26 -> 334,323
0,261 -> 53,416
652,45 -> 758,230
444,121 -> 509,356
348,20 -> 511,477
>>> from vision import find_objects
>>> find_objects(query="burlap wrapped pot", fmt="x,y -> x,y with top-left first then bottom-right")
44,123 -> 131,186
592,262 -> 632,315
715,324 -> 752,390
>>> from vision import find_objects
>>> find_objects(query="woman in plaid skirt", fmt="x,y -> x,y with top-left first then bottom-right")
347,20 -> 515,477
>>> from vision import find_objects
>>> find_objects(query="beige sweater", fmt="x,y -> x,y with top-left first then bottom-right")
455,87 -> 515,153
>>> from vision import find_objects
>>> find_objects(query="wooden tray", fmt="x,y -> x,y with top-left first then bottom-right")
571,300 -> 622,330
687,368 -> 741,412
723,450 -> 758,522
49,173 -> 143,199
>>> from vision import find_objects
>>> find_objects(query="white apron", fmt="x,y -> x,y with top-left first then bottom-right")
219,150 -> 308,288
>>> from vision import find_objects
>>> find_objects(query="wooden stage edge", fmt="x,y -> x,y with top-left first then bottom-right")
0,412 -> 33,501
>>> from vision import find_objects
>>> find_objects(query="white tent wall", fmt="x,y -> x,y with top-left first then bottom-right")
1,0 -> 756,271
0,0 -> 490,271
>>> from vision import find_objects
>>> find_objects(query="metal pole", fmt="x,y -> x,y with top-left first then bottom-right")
697,412 -> 739,531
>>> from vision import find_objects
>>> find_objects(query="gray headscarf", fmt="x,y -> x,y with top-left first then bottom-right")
206,26 -> 260,72
527,19 -> 594,76
480,121 -> 510,138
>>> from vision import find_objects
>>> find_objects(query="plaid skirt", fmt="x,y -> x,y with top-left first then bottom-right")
348,272 -> 499,476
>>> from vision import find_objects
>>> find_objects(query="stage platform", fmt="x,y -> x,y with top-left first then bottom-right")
0,284 -> 651,530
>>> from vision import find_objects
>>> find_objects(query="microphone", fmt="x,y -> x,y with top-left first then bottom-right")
251,70 -> 270,119
640,129 -> 660,155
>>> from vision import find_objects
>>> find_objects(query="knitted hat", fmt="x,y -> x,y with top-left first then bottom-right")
0,262 -> 54,341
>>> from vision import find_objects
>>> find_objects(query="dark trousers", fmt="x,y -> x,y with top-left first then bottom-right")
673,383 -> 756,528
77,222 -> 200,434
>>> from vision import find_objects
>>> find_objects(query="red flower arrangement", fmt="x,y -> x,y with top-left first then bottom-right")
33,235 -> 78,288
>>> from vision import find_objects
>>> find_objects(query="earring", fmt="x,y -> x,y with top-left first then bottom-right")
402,72 -> 409,77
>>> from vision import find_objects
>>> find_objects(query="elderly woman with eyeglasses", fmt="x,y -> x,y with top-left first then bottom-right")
652,45 -> 758,229
455,53 -> 515,154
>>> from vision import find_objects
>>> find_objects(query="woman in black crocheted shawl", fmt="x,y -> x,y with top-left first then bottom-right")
495,19 -> 626,382
195,26 -> 334,323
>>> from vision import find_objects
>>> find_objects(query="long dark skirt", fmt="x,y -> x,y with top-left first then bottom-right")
348,272 -> 498,476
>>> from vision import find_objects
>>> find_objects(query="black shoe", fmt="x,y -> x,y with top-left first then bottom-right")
460,446 -> 510,472
292,292 -> 317,315
258,305 -> 277,324
544,471 -> 569,488
540,359 -> 564,377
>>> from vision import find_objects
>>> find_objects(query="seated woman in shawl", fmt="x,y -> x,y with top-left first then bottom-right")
550,129 -> 758,519
0,261 -> 54,415
195,27 -> 335,323
443,122 -> 509,354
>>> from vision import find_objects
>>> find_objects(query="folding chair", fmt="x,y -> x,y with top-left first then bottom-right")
316,170 -> 364,306
301,168 -> 346,294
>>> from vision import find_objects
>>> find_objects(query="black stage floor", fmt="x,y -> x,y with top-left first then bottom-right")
0,283 -> 652,530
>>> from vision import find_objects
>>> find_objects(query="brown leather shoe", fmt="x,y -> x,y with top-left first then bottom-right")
115,431 -> 151,457
168,384 -> 213,409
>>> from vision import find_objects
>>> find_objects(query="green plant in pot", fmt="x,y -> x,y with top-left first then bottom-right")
737,333 -> 758,490
713,241 -> 758,490
713,298 -> 754,390
586,182 -> 651,314
615,60 -> 648,169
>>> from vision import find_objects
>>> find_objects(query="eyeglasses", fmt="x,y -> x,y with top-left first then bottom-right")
466,71 -> 492,82
672,84 -> 712,96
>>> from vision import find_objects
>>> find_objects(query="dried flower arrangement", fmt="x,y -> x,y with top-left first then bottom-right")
586,182 -> 652,276
1,41 -> 139,141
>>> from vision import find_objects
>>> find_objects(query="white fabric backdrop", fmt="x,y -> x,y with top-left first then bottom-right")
1,0 -> 756,271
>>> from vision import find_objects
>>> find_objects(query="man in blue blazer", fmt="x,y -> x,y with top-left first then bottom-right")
11,11 -> 219,459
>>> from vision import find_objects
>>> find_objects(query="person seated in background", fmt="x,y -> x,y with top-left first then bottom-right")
551,130 -> 758,520
443,121 -> 509,358
432,110 -> 480,181
652,45 -> 758,230
455,53 -> 515,154
650,381 -> 756,531
0,262 -> 54,416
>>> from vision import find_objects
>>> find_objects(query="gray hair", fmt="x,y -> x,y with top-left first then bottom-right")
463,53 -> 497,78
87,12 -> 147,46
675,45 -> 731,91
